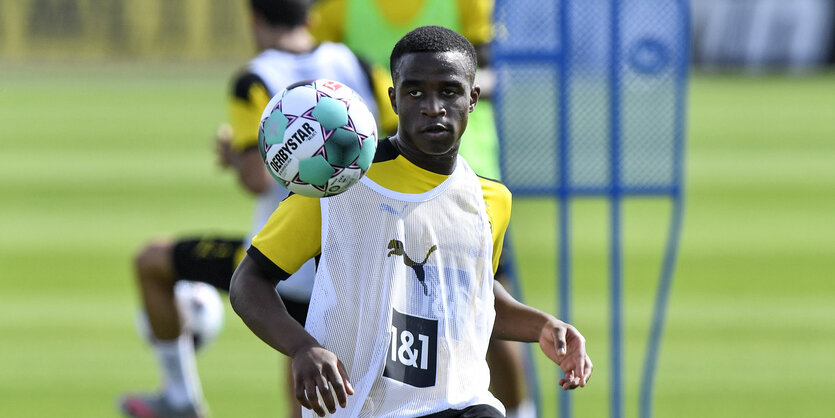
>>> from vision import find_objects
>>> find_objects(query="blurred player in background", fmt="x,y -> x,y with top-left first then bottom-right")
309,2 -> 533,416
119,1 -> 381,417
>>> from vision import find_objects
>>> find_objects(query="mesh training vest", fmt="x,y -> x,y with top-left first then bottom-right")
305,157 -> 504,417
247,43 -> 378,301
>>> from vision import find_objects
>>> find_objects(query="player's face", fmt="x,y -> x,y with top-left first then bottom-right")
389,51 -> 479,172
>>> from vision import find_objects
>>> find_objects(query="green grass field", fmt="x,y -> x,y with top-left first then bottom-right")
1,62 -> 833,417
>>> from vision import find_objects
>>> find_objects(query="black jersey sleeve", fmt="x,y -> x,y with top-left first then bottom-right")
246,245 -> 292,282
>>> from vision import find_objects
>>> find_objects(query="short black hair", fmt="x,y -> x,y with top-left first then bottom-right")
250,0 -> 311,28
390,25 -> 477,82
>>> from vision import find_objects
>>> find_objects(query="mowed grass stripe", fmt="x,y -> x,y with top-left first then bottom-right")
1,64 -> 834,417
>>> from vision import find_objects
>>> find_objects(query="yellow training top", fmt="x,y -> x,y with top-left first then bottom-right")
249,138 -> 511,277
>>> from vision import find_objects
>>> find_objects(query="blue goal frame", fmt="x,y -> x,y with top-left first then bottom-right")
490,1 -> 690,417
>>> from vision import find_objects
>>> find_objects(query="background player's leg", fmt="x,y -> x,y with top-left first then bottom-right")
487,338 -> 535,418
135,240 -> 181,339
284,356 -> 302,418
125,239 -> 204,412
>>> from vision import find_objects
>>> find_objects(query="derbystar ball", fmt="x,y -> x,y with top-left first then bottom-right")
258,79 -> 378,198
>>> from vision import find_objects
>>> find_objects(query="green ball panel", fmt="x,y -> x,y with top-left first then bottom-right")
267,169 -> 288,187
298,155 -> 335,186
312,97 -> 349,130
264,110 -> 289,145
258,125 -> 268,161
324,128 -> 361,168
356,136 -> 377,171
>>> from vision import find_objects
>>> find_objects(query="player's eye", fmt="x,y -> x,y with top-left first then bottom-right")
408,90 -> 423,98
442,89 -> 457,97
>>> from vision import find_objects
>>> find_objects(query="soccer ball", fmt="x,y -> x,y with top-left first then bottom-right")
258,79 -> 378,197
135,281 -> 225,351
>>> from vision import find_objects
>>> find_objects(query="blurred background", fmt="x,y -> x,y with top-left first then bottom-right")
1,0 -> 833,417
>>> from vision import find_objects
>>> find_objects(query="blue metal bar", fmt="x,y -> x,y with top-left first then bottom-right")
496,228 -> 544,417
489,3 -> 545,415
609,0 -> 624,417
639,196 -> 684,418
640,2 -> 690,416
492,52 -> 563,64
558,195 -> 572,418
558,0 -> 573,417
506,185 -> 680,198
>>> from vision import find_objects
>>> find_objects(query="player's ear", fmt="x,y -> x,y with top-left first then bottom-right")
388,86 -> 398,114
468,85 -> 480,113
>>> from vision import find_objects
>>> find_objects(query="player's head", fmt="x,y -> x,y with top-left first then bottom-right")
249,0 -> 311,28
388,26 -> 480,164
389,25 -> 478,85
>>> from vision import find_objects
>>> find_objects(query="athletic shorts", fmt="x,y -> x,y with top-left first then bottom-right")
420,404 -> 505,418
172,236 -> 309,325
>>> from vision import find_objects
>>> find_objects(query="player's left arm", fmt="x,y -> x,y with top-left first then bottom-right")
481,177 -> 592,389
220,71 -> 274,195
492,282 -> 593,390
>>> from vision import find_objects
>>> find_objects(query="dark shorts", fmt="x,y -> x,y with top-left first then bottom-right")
172,236 -> 309,325
420,404 -> 505,418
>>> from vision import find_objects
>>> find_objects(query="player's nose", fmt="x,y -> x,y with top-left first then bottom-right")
420,94 -> 446,117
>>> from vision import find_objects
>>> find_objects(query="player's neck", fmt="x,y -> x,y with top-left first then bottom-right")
256,26 -> 315,54
390,135 -> 458,175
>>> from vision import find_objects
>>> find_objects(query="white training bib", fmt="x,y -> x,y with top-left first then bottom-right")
304,157 -> 504,417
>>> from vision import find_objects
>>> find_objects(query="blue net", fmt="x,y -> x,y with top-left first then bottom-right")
492,0 -> 688,197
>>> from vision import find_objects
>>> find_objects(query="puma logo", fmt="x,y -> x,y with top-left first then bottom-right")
380,203 -> 408,217
387,239 -> 437,295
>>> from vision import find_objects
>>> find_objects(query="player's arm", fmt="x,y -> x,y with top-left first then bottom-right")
217,133 -> 271,194
220,72 -> 274,194
481,178 -> 592,389
230,256 -> 353,415
492,282 -> 593,390
229,195 -> 353,415
229,255 -> 313,356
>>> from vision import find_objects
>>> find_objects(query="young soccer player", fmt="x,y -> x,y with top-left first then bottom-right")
309,3 -> 531,414
119,1 -> 381,417
230,26 -> 592,417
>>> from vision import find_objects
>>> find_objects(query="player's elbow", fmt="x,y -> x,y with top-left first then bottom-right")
239,170 -> 271,194
228,263 -> 259,321
228,268 -> 246,317
237,149 -> 272,194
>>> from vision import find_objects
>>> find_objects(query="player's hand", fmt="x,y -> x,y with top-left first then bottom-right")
291,344 -> 354,416
538,318 -> 593,390
215,123 -> 234,169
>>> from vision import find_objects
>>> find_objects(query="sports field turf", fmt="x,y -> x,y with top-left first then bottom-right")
1,63 -> 833,417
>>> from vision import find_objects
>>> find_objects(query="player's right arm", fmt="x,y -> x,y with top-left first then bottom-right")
230,256 -> 353,416
229,194 -> 354,416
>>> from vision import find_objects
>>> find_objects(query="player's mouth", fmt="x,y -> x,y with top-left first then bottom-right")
420,123 -> 450,136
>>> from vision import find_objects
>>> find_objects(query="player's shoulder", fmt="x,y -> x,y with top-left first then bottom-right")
372,137 -> 399,164
282,192 -> 322,213
477,174 -> 512,238
309,0 -> 347,42
477,175 -> 512,214
456,0 -> 493,45
229,68 -> 267,101
315,41 -> 355,56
